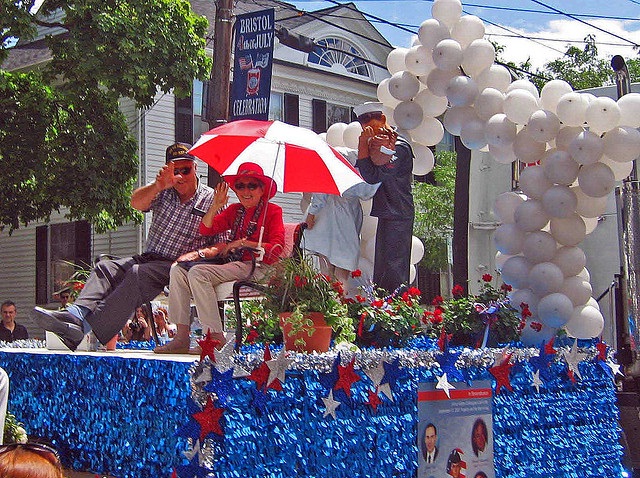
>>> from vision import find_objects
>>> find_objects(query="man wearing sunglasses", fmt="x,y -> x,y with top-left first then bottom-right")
34,142 -> 224,351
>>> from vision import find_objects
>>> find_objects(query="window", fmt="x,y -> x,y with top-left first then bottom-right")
327,103 -> 351,126
312,99 -> 352,133
36,221 -> 91,304
308,38 -> 372,78
269,92 -> 283,121
175,80 -> 210,145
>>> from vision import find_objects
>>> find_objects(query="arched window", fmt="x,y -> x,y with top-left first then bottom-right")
308,38 -> 372,78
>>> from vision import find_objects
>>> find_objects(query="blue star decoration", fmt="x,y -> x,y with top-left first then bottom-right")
175,398 -> 204,440
175,454 -> 209,478
529,339 -> 556,382
436,349 -> 463,382
203,367 -> 235,405
319,353 -> 341,391
381,357 -> 406,391
251,387 -> 268,415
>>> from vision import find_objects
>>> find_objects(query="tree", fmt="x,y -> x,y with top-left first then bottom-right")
413,150 -> 456,271
0,0 -> 212,231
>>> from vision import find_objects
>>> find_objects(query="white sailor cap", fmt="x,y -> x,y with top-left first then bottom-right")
353,101 -> 384,119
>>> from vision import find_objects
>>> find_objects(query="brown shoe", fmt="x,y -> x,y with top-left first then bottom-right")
153,339 -> 190,354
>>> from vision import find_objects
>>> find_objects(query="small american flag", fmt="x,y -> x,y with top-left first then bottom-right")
238,54 -> 253,70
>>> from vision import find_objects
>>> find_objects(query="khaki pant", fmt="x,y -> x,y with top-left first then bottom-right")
168,261 -> 259,334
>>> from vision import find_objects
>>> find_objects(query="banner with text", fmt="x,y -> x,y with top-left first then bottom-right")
230,8 -> 274,121
417,380 -> 495,478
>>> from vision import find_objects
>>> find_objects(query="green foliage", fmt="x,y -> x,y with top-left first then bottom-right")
412,150 -> 456,270
0,0 -> 211,231
3,411 -> 27,444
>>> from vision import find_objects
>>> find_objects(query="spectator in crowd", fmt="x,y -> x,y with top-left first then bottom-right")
0,442 -> 65,478
55,287 -> 72,310
34,143 -> 224,351
122,305 -> 152,342
0,301 -> 28,342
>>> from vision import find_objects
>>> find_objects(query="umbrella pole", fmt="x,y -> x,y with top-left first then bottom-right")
256,142 -> 282,261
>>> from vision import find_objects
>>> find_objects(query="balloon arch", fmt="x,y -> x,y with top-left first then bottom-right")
321,0 -> 640,345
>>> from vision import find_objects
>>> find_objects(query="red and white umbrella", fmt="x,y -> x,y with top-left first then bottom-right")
189,119 -> 364,196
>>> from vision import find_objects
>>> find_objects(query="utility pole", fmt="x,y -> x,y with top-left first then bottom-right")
206,0 -> 234,187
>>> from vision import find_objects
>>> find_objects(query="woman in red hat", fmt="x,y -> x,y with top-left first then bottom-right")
155,162 -> 285,353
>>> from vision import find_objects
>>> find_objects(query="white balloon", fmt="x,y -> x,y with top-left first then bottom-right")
474,88 -> 505,121
412,144 -> 436,175
451,15 -> 485,48
577,162 -> 615,198
409,264 -> 417,284
504,89 -> 539,125
552,246 -> 586,277
461,39 -> 495,78
387,48 -> 409,75
523,231 -> 557,264
388,71 -> 421,102
432,39 -> 464,71
513,127 -> 547,164
342,122 -> 363,150
542,185 -> 577,218
495,251 -> 513,272
509,288 -> 539,315
520,319 -> 557,346
418,19 -> 450,50
501,256 -> 532,289
601,155 -> 634,181
565,305 -> 604,339
617,93 -> 640,128
361,215 -> 378,240
426,68 -> 460,97
529,262 -> 564,296
494,223 -> 526,255
568,130 -> 603,165
446,75 -> 478,107
411,116 -> 445,147
556,92 -> 588,127
319,132 -> 327,142
549,213 -> 586,246
414,88 -> 449,117
475,65 -> 512,93
507,79 -> 540,99
377,79 -> 401,108
405,45 -> 436,76
542,149 -> 580,186
326,123 -> 347,147
460,115 -> 488,150
489,143 -> 517,164
560,276 -> 592,306
555,126 -> 584,151
519,166 -> 552,199
583,216 -> 599,234
540,80 -> 573,113
443,106 -> 475,136
494,191 -> 525,223
432,0 -> 463,27
410,236 -> 425,264
578,267 -> 591,282
394,101 -> 424,130
537,292 -> 574,328
571,186 -> 608,218
587,296 -> 600,310
603,126 -> 640,163
485,114 -> 517,147
527,110 -> 561,143
382,105 -> 397,128
514,199 -> 550,232
585,96 -> 621,133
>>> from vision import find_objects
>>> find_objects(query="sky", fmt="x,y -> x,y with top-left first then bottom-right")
289,0 -> 640,71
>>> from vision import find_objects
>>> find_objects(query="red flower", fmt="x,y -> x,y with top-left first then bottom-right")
355,295 -> 366,303
73,282 -> 84,291
520,302 -> 532,319
500,283 -> 512,292
246,330 -> 258,344
530,322 -> 543,332
372,300 -> 384,308
430,311 -> 443,324
482,274 -> 493,282
452,284 -> 464,297
431,295 -> 444,306
407,287 -> 421,297
351,269 -> 362,278
294,276 -> 308,287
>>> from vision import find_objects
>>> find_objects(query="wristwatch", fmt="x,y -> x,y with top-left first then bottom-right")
197,249 -> 206,259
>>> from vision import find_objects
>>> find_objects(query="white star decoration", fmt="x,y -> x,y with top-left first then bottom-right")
322,390 -> 341,419
563,341 -> 583,380
212,341 -> 250,378
183,439 -> 204,463
378,383 -> 394,402
364,361 -> 386,387
607,361 -> 623,379
436,372 -> 455,398
194,365 -> 212,384
266,350 -> 293,386
531,370 -> 543,393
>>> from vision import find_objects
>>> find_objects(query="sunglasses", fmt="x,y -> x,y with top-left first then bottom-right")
0,442 -> 61,467
173,167 -> 192,175
235,182 -> 262,191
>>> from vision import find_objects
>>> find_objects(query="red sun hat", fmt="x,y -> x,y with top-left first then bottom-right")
224,162 -> 277,199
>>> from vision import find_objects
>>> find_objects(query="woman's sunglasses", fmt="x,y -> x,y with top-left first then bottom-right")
235,182 -> 261,191
173,167 -> 192,175
0,442 -> 61,467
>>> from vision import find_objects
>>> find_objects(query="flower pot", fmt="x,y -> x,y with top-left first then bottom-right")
279,312 -> 331,353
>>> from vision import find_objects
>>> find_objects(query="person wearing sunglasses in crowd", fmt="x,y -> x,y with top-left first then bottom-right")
0,442 -> 65,478
155,162 -> 284,353
34,143 -> 225,351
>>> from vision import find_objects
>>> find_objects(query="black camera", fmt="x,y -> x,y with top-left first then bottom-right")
129,319 -> 141,331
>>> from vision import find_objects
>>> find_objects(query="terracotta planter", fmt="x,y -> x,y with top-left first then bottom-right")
279,312 -> 331,353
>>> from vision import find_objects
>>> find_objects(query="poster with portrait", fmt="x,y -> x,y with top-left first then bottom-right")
417,380 -> 495,478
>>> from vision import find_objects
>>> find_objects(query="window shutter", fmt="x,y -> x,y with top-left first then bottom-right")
311,99 -> 327,133
284,94 -> 299,126
175,94 -> 193,144
35,225 -> 48,304
75,221 -> 91,266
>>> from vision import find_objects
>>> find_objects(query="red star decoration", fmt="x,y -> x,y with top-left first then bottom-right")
197,330 -> 220,362
367,388 -> 382,413
596,341 -> 607,361
567,369 -> 577,384
171,470 -> 177,478
192,396 -> 224,440
544,337 -> 557,356
334,357 -> 361,397
247,346 -> 282,392
489,353 -> 514,394
437,327 -> 452,352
